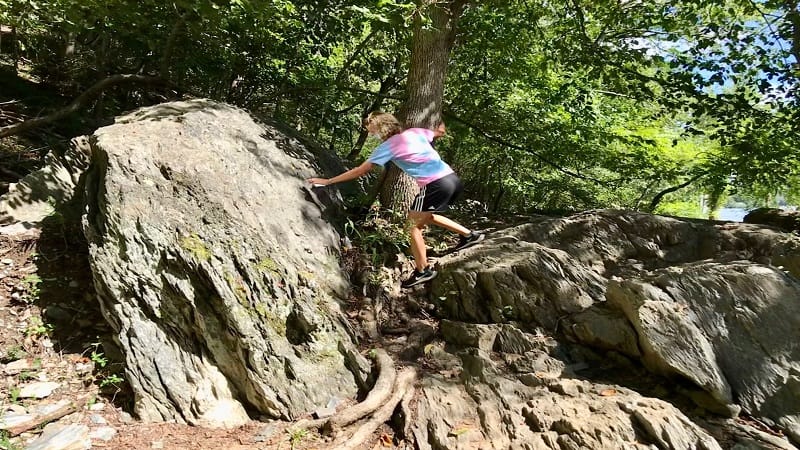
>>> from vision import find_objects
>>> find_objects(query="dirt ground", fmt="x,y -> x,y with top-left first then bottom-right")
0,221 -> 408,450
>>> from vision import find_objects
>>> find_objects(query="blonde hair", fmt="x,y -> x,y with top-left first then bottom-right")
364,112 -> 402,140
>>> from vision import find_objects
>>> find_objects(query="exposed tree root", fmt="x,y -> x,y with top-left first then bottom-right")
397,381 -> 416,440
294,348 -> 396,433
334,367 -> 417,450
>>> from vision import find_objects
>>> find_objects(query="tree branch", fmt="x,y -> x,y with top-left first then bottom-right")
647,171 -> 708,212
335,28 -> 381,84
443,109 -> 611,185
6,398 -> 86,436
0,74 -> 168,139
265,84 -> 405,103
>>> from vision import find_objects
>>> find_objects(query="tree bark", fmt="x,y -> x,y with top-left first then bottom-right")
399,0 -> 467,129
94,33 -> 110,118
11,26 -> 18,73
378,162 -> 419,215
379,0 -> 468,214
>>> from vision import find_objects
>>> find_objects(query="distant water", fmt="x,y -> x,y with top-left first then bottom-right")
717,207 -> 748,222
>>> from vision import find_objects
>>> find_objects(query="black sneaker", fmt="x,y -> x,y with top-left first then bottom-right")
401,267 -> 438,289
453,231 -> 485,252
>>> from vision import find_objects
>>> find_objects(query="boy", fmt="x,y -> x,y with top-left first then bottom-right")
308,112 -> 484,288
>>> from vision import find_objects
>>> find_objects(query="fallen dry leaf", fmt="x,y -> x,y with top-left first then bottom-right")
448,426 -> 472,437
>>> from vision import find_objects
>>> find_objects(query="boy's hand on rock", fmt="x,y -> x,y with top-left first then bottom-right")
307,177 -> 329,187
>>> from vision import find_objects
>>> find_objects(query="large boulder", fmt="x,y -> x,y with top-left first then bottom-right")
0,137 -> 91,236
81,99 -> 364,426
432,210 -> 800,443
603,262 -> 800,441
745,208 -> 800,233
413,322 -> 725,450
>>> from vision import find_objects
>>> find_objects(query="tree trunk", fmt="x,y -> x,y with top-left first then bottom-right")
646,172 -> 707,213
65,32 -> 76,57
379,0 -> 467,214
787,0 -> 800,74
377,162 -> 419,215
11,26 -> 18,73
94,33 -> 109,118
161,12 -> 188,81
399,1 -> 466,129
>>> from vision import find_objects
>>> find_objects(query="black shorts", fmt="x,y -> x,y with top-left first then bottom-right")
410,173 -> 463,212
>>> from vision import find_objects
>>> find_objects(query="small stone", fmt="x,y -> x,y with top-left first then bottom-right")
18,381 -> 60,398
75,362 -> 93,374
119,412 -> 134,424
30,400 -> 72,417
326,397 -> 342,409
1,258 -> 13,265
11,292 -> 20,300
89,426 -> 117,441
253,423 -> 279,443
0,412 -> 35,430
6,404 -> 26,414
151,440 -> 164,449
26,423 -> 90,450
88,402 -> 105,412
68,280 -> 79,288
44,305 -> 72,323
312,406 -> 336,419
3,359 -> 32,375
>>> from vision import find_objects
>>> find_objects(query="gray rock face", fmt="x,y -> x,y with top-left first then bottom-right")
0,137 -> 90,235
745,208 -> 800,233
414,322 -> 723,450
606,262 -> 800,440
81,100 -> 362,426
432,210 -> 800,444
25,423 -> 91,450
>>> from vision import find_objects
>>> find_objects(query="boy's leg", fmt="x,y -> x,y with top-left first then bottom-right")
431,213 -> 485,251
408,211 -> 433,271
430,214 -> 470,236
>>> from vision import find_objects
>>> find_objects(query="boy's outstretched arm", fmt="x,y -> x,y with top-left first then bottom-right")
307,161 -> 374,186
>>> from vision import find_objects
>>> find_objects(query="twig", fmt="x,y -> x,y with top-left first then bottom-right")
6,397 -> 85,436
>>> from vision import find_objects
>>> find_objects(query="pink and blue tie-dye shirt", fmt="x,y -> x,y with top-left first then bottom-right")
367,128 -> 454,187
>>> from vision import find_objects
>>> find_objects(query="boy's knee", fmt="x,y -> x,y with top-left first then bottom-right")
408,213 -> 432,227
